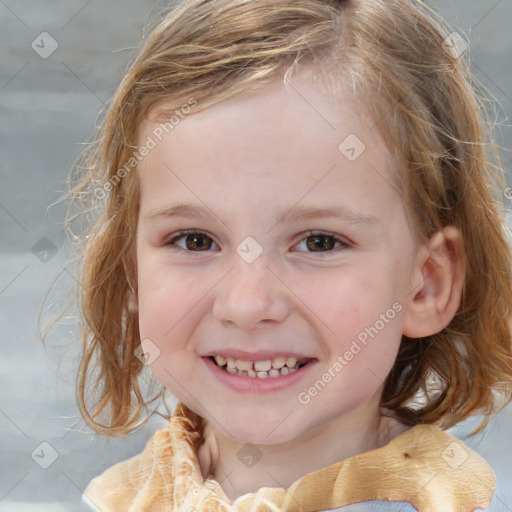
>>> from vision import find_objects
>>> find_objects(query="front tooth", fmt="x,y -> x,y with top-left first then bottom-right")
254,360 -> 272,372
236,359 -> 253,371
226,357 -> 237,369
271,357 -> 285,369
215,355 -> 226,367
285,357 -> 297,368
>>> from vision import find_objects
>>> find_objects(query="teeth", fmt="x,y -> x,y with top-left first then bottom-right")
213,355 -> 300,372
272,357 -> 285,369
215,355 -> 226,367
254,360 -> 272,372
236,360 -> 253,371
285,357 -> 297,368
211,354 -> 309,378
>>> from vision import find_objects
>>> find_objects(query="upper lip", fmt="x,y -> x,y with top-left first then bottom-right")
202,349 -> 316,362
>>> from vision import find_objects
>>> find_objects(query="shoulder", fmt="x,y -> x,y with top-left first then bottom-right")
341,424 -> 496,511
82,427 -> 173,512
291,424 -> 496,512
81,402 -> 205,512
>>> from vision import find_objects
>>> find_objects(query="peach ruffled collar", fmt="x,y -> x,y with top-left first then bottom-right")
84,401 -> 495,512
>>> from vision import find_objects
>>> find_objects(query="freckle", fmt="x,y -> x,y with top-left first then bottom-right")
403,452 -> 410,459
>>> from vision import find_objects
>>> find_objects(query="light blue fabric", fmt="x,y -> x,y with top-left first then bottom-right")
320,501 -> 417,512
79,496 -> 97,512
321,501 -> 492,512
80,495 -> 502,512
317,482 -> 510,512
487,475 -> 512,512
80,497 -> 421,512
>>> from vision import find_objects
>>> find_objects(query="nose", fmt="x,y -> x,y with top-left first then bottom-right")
212,256 -> 290,330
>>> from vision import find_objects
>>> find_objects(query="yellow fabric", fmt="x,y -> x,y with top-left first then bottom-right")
83,402 -> 495,512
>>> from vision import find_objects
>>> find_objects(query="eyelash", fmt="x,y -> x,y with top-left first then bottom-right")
164,229 -> 351,255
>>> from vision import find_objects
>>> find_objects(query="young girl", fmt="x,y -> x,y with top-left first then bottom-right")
64,0 -> 512,510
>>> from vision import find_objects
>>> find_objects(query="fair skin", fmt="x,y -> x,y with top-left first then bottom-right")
130,67 -> 465,503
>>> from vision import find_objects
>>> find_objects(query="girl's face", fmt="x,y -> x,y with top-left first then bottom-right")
134,70 -> 422,445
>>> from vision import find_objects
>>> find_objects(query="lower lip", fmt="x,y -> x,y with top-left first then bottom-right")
202,356 -> 317,393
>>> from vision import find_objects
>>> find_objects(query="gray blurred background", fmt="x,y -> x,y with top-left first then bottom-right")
1,1 -> 511,510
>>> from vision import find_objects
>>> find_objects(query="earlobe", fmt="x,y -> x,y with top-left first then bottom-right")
402,226 -> 465,338
123,255 -> 139,314
127,290 -> 139,314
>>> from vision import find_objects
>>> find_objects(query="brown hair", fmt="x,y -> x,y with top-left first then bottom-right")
48,0 -> 512,436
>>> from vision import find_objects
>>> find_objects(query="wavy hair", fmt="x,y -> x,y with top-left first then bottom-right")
46,0 -> 512,436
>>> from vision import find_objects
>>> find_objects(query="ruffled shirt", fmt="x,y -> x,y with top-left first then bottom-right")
82,401 -> 496,512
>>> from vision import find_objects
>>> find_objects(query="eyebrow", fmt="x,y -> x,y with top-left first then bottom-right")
144,202 -> 380,228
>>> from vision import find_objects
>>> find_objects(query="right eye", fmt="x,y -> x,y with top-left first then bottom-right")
164,230 -> 220,252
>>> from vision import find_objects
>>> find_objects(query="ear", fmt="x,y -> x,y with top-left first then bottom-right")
402,226 -> 465,338
123,253 -> 139,315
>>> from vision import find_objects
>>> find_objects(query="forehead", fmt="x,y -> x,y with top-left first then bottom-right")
141,65 -> 377,148
135,70 -> 402,227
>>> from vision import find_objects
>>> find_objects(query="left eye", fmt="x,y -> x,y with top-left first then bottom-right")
293,231 -> 350,253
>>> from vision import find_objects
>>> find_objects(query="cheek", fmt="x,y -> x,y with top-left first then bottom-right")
319,271 -> 404,371
359,319 -> 403,375
136,261 -> 205,340
317,271 -> 395,332
136,264 -> 207,388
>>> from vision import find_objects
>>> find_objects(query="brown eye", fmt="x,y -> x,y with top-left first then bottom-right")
294,231 -> 351,254
184,233 -> 212,250
166,231 -> 217,251
306,234 -> 337,252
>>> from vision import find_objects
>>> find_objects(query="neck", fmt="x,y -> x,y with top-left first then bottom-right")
197,406 -> 407,504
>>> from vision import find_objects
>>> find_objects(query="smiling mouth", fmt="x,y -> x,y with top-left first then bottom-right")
208,355 -> 311,378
